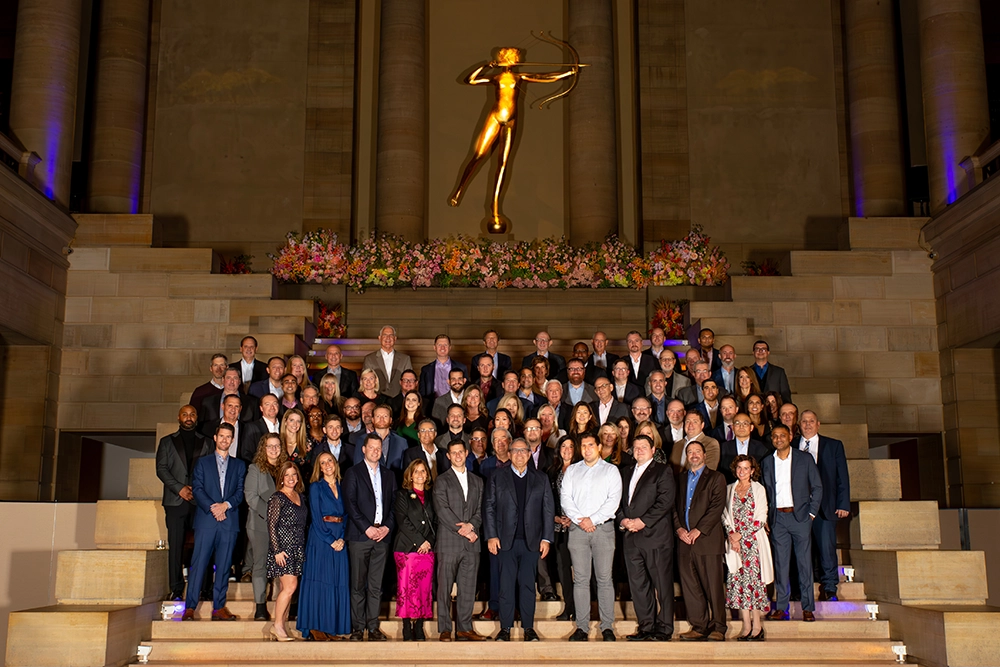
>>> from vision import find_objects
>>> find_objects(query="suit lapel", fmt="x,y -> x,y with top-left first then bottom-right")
171,435 -> 188,473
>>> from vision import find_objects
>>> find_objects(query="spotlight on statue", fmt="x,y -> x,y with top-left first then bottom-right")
136,645 -> 152,664
865,603 -> 879,621
892,644 -> 908,663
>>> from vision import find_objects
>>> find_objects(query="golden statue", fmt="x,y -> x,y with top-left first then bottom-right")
448,32 -> 583,234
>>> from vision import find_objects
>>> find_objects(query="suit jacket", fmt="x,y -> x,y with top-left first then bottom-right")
418,359 -> 469,406
671,465 -> 726,555
561,381 -> 597,408
342,460 -> 397,541
239,417 -> 280,463
198,391 -> 258,434
522,352 -> 566,380
229,359 -> 268,385
701,347 -> 722,374
189,382 -> 222,415
312,366 -> 359,400
668,433 -> 721,473
484,465 -> 555,549
155,430 -> 210,507
613,382 -> 642,405
712,366 -> 738,396
309,439 -> 356,470
805,434 -> 850,520
718,438 -> 770,484
475,377 -> 503,405
191,452 -> 246,533
623,353 -> 657,387
434,467 -> 484,553
695,401 -> 722,432
362,349 -> 413,397
617,460 -> 675,549
676,384 -> 701,408
244,463 -> 276,533
393,486 -> 437,552
585,353 -> 619,385
527,443 -> 553,473
754,363 -> 791,403
431,392 -> 465,427
402,444 -> 451,478
761,448 -> 823,526
470,351 -> 512,383
594,398 -> 629,426
667,372 -> 692,399
375,430 -> 408,478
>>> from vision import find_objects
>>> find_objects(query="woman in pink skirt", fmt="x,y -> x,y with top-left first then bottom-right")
393,459 -> 437,640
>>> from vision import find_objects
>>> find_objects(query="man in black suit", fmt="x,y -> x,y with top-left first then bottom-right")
474,356 -> 503,405
190,353 -> 228,413
471,329 -> 512,383
199,368 -> 257,434
709,396 -> 739,445
623,330 -> 657,388
312,344 -> 359,398
156,405 -> 211,600
309,413 -> 355,470
586,331 -> 618,385
485,437 -> 555,641
343,433 -> 397,641
517,367 -> 545,417
642,327 -> 667,365
229,335 -> 267,390
248,356 -> 285,400
762,424 -> 823,622
797,411 -> 850,602
677,361 -> 712,407
593,377 -> 628,426
718,412 -> 770,484
694,379 -> 722,432
239,394 -> 281,462
610,359 -> 641,404
522,330 -> 565,380
402,419 -> 450,480
673,440 -> 727,641
618,434 -> 675,641
751,340 -> 791,403
697,328 -> 722,374
523,418 -> 551,472
486,370 -> 521,416
712,345 -> 738,396
419,334 -> 470,407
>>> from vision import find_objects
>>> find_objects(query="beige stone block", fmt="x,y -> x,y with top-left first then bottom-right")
915,352 -> 940,378
115,323 -> 168,349
138,350 -> 193,376
72,212 -> 154,246
832,276 -> 884,299
951,349 -> 995,374
846,217 -> 925,250
789,393 -> 840,423
63,296 -> 91,323
887,326 -> 937,351
850,500 -> 940,550
839,379 -> 891,405
784,326 -> 836,352
86,349 -> 139,376
771,302 -> 809,325
136,403 -> 184,429
786,378 -> 841,394
58,377 -> 112,403
224,333 -> 300,357
62,323 -> 115,348
918,405 -> 944,432
194,299 -> 230,323
850,550 -> 986,605
140,298 -> 194,323
156,422 -> 176,444
65,271 -> 119,296
809,301 -> 861,325
811,352 -> 865,378
162,376 -> 205,404
57,402 -> 83,429
90,297 -> 143,323
117,272 -> 170,296
892,250 -> 933,274
229,298 -> 315,320
955,401 -> 1000,429
866,405 -> 920,432
168,273 -> 276,299
81,403 -> 136,430
56,549 -> 167,604
837,326 -> 888,352
881,603 -> 1000,667
128,459 -> 162,500
766,352 -> 811,378
109,247 -> 213,272
860,300 -> 911,325
111,377 -> 163,403
889,378 -> 942,405
790,250 -> 892,276
688,302 -> 774,325
67,247 -> 110,271
166,323 -> 223,349
849,459 -> 901,501
863,351 -> 914,378
5,602 -> 156,667
884,273 -> 934,300
94,500 -> 167,548
713,335 -> 764,354
694,317 -> 747,335
910,300 -> 936,326
730,276 -> 833,301
822,423 -> 869,459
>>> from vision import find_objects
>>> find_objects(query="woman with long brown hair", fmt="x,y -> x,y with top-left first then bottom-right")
267,461 -> 307,641
393,459 -> 437,641
244,434 -> 286,620
280,409 -> 311,481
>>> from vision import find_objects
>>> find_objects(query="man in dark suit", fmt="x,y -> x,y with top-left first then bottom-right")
199,368 -> 258,433
402,419 -> 451,480
672,439 -> 727,641
229,335 -> 267,390
309,413 -> 355,470
623,330 -> 657,387
473,355 -> 503,404
677,362 -> 712,407
247,356 -> 286,400
343,433 -> 397,641
434,439 -> 488,641
711,345 -> 738,396
751,340 -> 791,403
585,331 -> 618,385
562,358 -> 597,408
239,394 -> 281,463
486,370 -> 521,416
190,354 -> 228,413
610,359 -> 642,404
523,418 -> 552,472
696,328 -> 722,374
470,329 -> 512,383
718,412 -> 770,484
762,424 -> 823,622
156,405 -> 211,600
484,437 -> 555,641
522,330 -> 565,380
312,344 -> 359,398
694,379 -> 722,432
708,396 -> 739,445
593,377 -> 628,426
617,435 -> 675,641
362,325 -> 413,397
371,404 -> 408,480
181,423 -> 246,620
797,411 -> 849,602
419,334 -> 470,407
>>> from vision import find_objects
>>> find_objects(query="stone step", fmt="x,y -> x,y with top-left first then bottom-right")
850,550 -> 988,606
849,501 -> 940,550
129,458 -> 161,500
821,424 -> 869,459
139,663 -> 898,667
223,333 -> 309,358
167,273 -> 276,299
71,213 -> 154,247
56,549 -> 167,605
94,500 -> 167,549
256,315 -> 315,336
108,247 -> 215,273
844,217 -> 927,251
694,317 -> 748,335
730,276 -> 834,302
139,637 -> 898,663
790,251 -> 893,277
848,459 -> 901,502
229,299 -> 316,322
151,617 -> 890,641
790,393 -> 841,424
877,602 -> 1000,667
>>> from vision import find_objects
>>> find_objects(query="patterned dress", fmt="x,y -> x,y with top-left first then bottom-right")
725,490 -> 770,611
267,491 -> 307,578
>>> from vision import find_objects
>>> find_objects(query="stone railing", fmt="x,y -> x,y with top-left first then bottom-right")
959,137 -> 1000,192
0,130 -> 41,180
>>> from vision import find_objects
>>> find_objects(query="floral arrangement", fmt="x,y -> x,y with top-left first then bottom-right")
219,254 -> 253,275
649,297 -> 688,339
742,258 -> 781,276
315,299 -> 347,338
269,225 -> 729,292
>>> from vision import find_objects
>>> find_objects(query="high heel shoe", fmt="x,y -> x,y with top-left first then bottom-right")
749,628 -> 765,642
736,630 -> 753,642
269,626 -> 295,642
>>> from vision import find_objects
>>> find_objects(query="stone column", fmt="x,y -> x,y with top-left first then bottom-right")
8,0 -> 83,207
374,0 -> 425,241
86,0 -> 150,213
568,0 -> 618,245
844,0 -> 906,217
917,0 -> 990,214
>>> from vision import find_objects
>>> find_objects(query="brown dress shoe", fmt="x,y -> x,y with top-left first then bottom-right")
181,609 -> 195,621
706,630 -> 726,641
310,630 -> 330,641
801,611 -> 816,622
240,572 -> 252,583
439,631 -> 452,642
456,630 -> 490,641
211,607 -> 238,621
678,629 -> 706,641
765,609 -> 789,621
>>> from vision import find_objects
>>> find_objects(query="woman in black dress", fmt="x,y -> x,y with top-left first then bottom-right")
267,461 -> 308,641
547,435 -> 582,621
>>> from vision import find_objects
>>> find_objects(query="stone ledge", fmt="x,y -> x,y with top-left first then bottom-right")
71,213 -> 153,247
879,602 -> 1000,667
850,550 -> 987,606
94,500 -> 166,549
849,459 -> 901,501
55,550 -> 168,605
849,500 -> 940,550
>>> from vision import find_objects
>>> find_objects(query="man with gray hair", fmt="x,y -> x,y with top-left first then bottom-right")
362,325 -> 412,397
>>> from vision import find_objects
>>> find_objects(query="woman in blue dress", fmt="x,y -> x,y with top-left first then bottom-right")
297,451 -> 352,640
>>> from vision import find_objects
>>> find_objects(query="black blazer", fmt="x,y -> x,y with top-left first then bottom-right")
806,435 -> 850,520
155,430 -> 210,507
239,417 -> 280,463
313,367 -> 360,400
393,486 -> 437,552
198,392 -> 258,434
623,354 -> 657,388
470,352 -> 512,383
484,465 -> 555,549
718,438 -> 771,484
585,353 -> 619,386
527,443 -> 553,473
755,363 -> 791,403
617,460 -> 675,548
402,444 -> 451,477
309,439 -> 356,470
229,359 -> 268,385
342,460 -> 397,542
522,352 -> 566,379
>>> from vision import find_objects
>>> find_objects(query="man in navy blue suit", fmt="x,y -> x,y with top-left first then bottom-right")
484,437 -> 555,642
762,424 -> 823,622
182,422 -> 246,621
419,335 -> 469,407
797,410 -> 850,601
471,329 -> 512,383
370,404 -> 408,482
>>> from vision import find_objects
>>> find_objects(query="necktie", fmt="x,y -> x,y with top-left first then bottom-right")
726,425 -> 733,441
803,438 -> 811,453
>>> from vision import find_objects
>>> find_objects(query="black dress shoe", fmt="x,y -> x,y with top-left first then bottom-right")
602,629 -> 616,642
253,603 -> 270,621
818,590 -> 839,602
626,631 -> 651,641
349,631 -> 364,642
750,628 -> 766,641
650,631 -> 671,641
556,610 -> 575,621
368,628 -> 388,641
495,629 -> 511,642
523,628 -> 540,642
540,592 -> 559,602
568,628 -> 589,641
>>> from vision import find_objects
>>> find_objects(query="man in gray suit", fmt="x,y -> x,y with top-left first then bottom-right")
155,404 -> 210,600
434,439 -> 488,642
362,325 -> 413,397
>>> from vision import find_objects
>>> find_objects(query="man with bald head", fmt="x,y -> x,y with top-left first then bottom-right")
586,331 -> 619,385
313,344 -> 359,398
522,330 -> 566,380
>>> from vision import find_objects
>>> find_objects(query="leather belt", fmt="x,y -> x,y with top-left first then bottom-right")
322,516 -> 343,523
777,507 -> 794,513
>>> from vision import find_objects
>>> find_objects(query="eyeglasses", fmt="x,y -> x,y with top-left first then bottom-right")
470,437 -> 486,442
733,420 -> 751,426
510,448 -> 530,454
418,428 -> 436,433
524,426 -> 540,431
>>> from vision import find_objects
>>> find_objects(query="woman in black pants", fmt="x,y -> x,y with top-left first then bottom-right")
547,434 -> 582,621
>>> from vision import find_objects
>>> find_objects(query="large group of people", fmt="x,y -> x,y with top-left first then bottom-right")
155,326 -> 850,642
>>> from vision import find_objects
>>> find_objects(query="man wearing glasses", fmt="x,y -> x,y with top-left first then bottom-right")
718,413 -> 769,485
